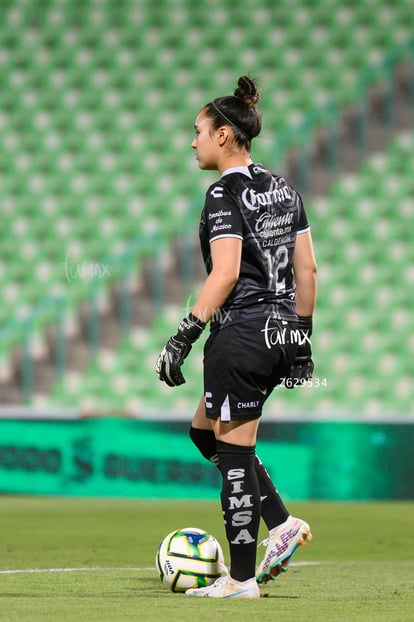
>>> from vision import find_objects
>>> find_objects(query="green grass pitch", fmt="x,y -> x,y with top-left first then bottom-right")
0,497 -> 413,621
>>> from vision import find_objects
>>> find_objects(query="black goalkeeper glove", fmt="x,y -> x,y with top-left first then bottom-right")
156,313 -> 206,387
285,315 -> 314,389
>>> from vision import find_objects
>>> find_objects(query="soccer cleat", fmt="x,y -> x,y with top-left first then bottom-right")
256,516 -> 313,584
186,575 -> 260,599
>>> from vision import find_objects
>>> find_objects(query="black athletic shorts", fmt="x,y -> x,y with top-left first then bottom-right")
203,316 -> 298,421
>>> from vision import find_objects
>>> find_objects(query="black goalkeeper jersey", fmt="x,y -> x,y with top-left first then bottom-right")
199,163 -> 309,326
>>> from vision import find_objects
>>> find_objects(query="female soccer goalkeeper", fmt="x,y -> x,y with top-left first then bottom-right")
156,75 -> 317,599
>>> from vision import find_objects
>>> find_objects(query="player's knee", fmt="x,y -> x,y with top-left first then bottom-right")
189,427 -> 218,464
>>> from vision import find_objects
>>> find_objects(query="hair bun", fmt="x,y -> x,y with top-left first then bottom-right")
234,75 -> 260,106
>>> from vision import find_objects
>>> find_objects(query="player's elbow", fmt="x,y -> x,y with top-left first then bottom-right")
295,258 -> 317,282
307,260 -> 318,280
211,266 -> 239,291
222,270 -> 240,291
301,263 -> 318,292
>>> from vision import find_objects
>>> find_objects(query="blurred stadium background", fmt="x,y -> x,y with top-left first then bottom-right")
0,0 -> 413,501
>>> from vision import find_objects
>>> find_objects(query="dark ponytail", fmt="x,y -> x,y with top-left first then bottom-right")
234,75 -> 260,107
205,76 -> 262,150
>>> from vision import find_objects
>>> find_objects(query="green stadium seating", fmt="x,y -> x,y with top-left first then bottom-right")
0,0 -> 412,416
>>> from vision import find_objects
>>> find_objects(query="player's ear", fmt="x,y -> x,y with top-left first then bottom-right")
216,125 -> 230,146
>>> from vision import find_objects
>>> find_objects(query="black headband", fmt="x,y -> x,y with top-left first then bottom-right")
210,101 -> 251,142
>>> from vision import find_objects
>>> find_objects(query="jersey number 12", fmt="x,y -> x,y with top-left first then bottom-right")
265,245 -> 288,294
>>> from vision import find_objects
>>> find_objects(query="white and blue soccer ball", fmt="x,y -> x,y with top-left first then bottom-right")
156,527 -> 225,593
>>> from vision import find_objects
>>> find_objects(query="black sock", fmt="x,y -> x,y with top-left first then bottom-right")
255,455 -> 289,530
216,440 -> 260,582
190,427 -> 289,529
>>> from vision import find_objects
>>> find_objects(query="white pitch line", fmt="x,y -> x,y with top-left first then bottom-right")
0,561 -> 321,576
0,566 -> 154,575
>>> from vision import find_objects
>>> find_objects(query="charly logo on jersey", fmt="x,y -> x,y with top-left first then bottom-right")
241,180 -> 292,211
210,186 -> 224,199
